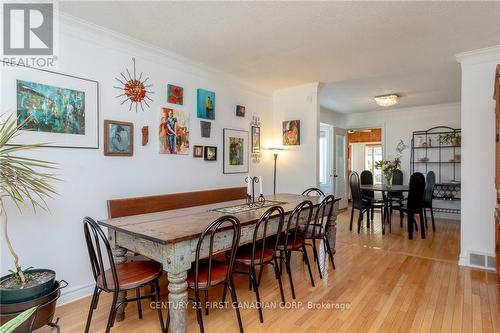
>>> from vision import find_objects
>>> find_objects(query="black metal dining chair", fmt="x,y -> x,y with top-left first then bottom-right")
188,215 -> 243,333
276,200 -> 315,299
297,195 -> 336,279
360,170 -> 385,223
423,171 -> 436,232
400,172 -> 426,239
302,188 -> 325,197
350,172 -> 386,233
232,206 -> 285,323
83,217 -> 166,333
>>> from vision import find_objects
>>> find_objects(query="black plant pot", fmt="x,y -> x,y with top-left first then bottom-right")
0,269 -> 56,304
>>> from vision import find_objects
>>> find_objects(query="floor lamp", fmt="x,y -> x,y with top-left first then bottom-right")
267,147 -> 284,195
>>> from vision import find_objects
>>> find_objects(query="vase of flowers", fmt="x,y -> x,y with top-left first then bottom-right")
375,157 -> 401,187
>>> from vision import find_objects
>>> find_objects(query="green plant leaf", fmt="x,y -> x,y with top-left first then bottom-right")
0,306 -> 37,333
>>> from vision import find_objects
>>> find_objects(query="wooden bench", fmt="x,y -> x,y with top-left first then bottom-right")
107,187 -> 247,218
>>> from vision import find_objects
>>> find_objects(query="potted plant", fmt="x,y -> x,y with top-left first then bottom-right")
438,132 -> 461,146
0,116 -> 59,304
375,157 -> 401,186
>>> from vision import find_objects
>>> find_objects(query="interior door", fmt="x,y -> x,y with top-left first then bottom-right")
333,127 -> 348,209
319,124 -> 334,195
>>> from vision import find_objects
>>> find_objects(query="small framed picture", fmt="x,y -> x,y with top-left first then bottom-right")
223,128 -> 249,174
251,126 -> 260,154
167,84 -> 183,105
236,105 -> 246,117
200,121 -> 211,138
204,146 -> 217,161
104,120 -> 134,156
283,120 -> 300,146
193,145 -> 204,158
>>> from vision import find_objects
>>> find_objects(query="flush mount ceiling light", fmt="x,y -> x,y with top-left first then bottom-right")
374,94 -> 399,107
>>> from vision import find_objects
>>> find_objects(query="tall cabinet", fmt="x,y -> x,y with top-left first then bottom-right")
495,64 -> 500,279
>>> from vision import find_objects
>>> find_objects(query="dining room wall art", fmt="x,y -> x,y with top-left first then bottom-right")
1,60 -> 99,148
114,57 -> 153,112
200,120 -> 211,138
197,88 -> 215,120
223,128 -> 249,174
104,120 -> 133,156
193,145 -> 203,158
250,115 -> 262,163
283,120 -> 300,146
236,105 -> 246,117
167,84 -> 183,105
204,146 -> 217,161
159,107 -> 190,154
141,126 -> 149,146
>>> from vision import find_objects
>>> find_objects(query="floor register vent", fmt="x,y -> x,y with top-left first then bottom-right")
469,252 -> 496,270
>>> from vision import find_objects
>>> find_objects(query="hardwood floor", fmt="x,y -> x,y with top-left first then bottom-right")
40,210 -> 499,333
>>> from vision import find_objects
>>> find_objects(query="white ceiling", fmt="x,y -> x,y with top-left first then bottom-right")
60,1 -> 500,113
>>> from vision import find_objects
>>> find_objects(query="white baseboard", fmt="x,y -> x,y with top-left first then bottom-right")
58,282 -> 95,306
458,253 -> 468,266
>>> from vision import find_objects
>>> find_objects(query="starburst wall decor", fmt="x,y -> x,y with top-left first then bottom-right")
114,58 -> 153,112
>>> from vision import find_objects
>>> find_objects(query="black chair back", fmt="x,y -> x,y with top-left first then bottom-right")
301,188 -> 325,197
424,171 -> 436,203
407,172 -> 426,211
83,217 -> 118,292
350,172 -> 363,209
306,194 -> 335,238
360,170 -> 374,199
283,200 -> 313,251
193,215 -> 240,291
250,206 -> 285,265
389,169 -> 404,198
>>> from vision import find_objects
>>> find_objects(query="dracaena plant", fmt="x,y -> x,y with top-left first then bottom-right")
0,115 -> 59,284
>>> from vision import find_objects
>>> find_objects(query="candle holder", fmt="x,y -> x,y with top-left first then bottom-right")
245,176 -> 266,208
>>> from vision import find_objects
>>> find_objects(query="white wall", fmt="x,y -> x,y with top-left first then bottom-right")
456,45 -> 500,268
0,17 -> 274,303
272,83 -> 320,193
320,106 -> 345,128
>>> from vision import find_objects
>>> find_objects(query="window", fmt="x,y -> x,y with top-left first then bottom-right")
365,145 -> 382,184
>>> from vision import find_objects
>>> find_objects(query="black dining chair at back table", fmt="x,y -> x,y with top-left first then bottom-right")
360,170 -> 385,222
350,172 -> 387,234
423,171 -> 437,232
400,172 -> 427,239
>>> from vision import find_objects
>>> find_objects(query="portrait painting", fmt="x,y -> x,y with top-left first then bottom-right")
236,105 -> 245,117
204,146 -> 217,161
193,145 -> 203,158
200,121 -> 211,138
104,120 -> 133,156
167,84 -> 183,105
283,120 -> 300,146
2,60 -> 99,148
251,126 -> 260,154
159,107 -> 190,155
197,88 -> 215,120
223,128 -> 249,174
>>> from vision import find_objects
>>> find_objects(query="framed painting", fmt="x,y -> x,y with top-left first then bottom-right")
236,105 -> 245,117
193,145 -> 203,158
251,126 -> 260,154
159,107 -> 190,155
283,120 -> 300,146
204,146 -> 217,161
1,60 -> 99,148
200,121 -> 211,138
167,84 -> 183,105
197,88 -> 215,120
223,128 -> 249,174
104,120 -> 133,156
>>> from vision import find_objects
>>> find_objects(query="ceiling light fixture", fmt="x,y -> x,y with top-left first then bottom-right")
374,94 -> 399,107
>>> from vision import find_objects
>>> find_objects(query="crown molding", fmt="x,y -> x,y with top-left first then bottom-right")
456,45 -> 500,66
57,12 -> 272,98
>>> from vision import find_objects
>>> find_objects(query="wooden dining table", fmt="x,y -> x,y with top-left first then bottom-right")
98,193 -> 340,333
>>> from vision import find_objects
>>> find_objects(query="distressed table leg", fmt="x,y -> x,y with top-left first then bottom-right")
167,271 -> 188,333
109,230 -> 128,322
326,201 -> 339,258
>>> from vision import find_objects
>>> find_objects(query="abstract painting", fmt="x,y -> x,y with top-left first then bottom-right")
204,146 -> 217,161
114,58 -> 153,112
283,120 -> 300,146
197,88 -> 215,120
251,126 -> 260,154
159,107 -> 190,155
223,128 -> 249,174
2,60 -> 99,148
104,120 -> 133,156
167,84 -> 183,105
200,121 -> 211,138
17,80 -> 85,135
236,105 -> 245,117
